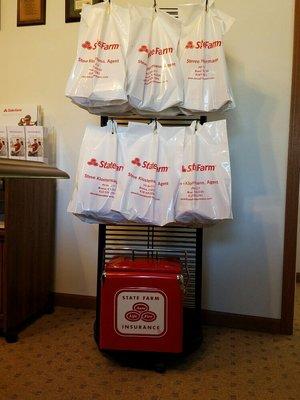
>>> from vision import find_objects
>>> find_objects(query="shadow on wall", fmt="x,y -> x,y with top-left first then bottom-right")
203,57 -> 283,317
55,176 -> 99,296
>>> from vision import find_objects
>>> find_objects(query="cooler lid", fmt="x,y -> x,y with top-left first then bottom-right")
105,256 -> 182,274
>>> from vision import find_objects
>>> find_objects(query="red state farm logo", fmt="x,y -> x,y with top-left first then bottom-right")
185,41 -> 194,49
3,108 -> 22,112
131,157 -> 141,167
82,41 -> 93,50
185,40 -> 222,50
131,158 -> 169,173
87,158 -> 98,166
81,40 -> 120,51
138,45 -> 173,58
182,163 -> 216,172
139,45 -> 149,53
87,158 -> 124,172
125,302 -> 157,323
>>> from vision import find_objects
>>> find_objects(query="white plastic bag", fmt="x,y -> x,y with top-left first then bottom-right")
112,121 -> 185,226
127,6 -> 183,113
68,121 -> 127,224
65,1 -> 129,109
178,0 -> 235,113
175,120 -> 232,224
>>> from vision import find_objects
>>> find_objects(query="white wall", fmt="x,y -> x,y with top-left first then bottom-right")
0,0 -> 295,318
202,0 -> 294,318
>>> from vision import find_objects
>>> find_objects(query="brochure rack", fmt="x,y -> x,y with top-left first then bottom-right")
94,115 -> 207,372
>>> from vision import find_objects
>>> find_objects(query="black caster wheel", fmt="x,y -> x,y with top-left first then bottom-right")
45,304 -> 55,315
5,332 -> 19,344
154,362 -> 166,373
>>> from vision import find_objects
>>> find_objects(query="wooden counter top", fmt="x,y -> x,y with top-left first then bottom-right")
0,159 -> 69,179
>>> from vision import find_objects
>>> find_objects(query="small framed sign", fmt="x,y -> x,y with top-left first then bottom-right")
65,0 -> 102,23
17,0 -> 46,27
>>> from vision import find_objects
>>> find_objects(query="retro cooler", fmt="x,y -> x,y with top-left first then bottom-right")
99,253 -> 184,353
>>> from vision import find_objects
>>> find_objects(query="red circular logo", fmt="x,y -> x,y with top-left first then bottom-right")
139,45 -> 149,53
125,311 -> 141,322
131,157 -> 141,167
185,41 -> 194,49
141,311 -> 157,322
133,303 -> 149,313
82,41 -> 92,50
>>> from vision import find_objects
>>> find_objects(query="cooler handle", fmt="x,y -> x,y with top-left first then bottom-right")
104,247 -> 190,292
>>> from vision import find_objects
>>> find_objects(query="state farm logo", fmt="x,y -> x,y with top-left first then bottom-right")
138,44 -> 173,58
82,40 -> 120,51
131,157 -> 141,167
131,157 -> 169,172
87,158 -> 124,172
182,163 -> 216,172
116,290 -> 166,337
125,303 -> 157,323
185,41 -> 194,49
139,45 -> 149,53
185,40 -> 222,49
3,108 -> 22,113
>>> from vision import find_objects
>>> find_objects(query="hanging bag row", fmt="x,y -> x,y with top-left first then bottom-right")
68,120 -> 232,226
65,0 -> 235,115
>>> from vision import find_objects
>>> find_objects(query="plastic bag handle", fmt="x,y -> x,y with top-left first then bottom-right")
108,118 -> 117,135
154,118 -> 158,133
148,118 -> 158,134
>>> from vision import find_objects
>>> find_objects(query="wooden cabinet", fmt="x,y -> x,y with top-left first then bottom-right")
0,161 -> 68,342
0,234 -> 4,317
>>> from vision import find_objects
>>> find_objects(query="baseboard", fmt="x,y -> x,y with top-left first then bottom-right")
54,293 -> 96,310
296,273 -> 300,283
202,309 -> 281,334
54,292 -> 282,334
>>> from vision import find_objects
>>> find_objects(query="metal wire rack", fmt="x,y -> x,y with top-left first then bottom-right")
95,115 -> 207,355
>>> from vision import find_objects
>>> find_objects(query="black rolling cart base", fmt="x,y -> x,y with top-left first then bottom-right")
94,309 -> 202,373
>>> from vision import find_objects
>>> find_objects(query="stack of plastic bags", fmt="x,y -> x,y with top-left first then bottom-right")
68,120 -> 232,226
65,1 -> 131,114
127,6 -> 183,115
65,0 -> 235,116
179,0 -> 235,113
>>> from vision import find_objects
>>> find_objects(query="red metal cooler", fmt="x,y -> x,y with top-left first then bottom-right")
99,253 -> 184,353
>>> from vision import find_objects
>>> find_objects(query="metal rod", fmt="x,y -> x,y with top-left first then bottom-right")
195,228 -> 203,328
95,224 -> 107,344
109,117 -> 115,134
105,246 -> 191,253
101,115 -> 208,127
